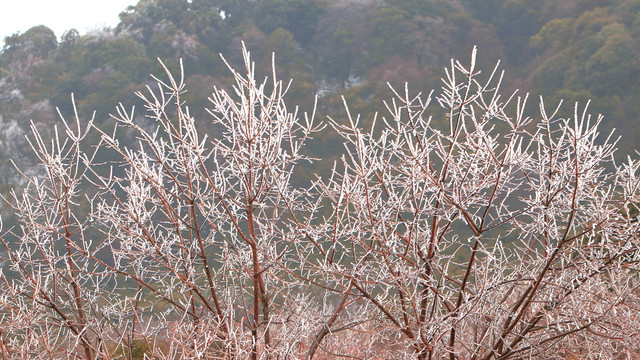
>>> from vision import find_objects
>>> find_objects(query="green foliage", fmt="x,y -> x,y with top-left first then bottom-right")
584,23 -> 639,96
253,0 -> 325,47
371,6 -> 408,63
79,70 -> 135,117
2,0 -> 640,169
23,26 -> 57,51
528,0 -> 640,157
2,25 -> 57,59
531,51 -> 573,93
574,0 -> 613,14
495,0 -> 544,62
461,0 -> 503,22
86,38 -> 151,78
311,3 -> 373,86
386,0 -> 456,16
530,18 -> 572,49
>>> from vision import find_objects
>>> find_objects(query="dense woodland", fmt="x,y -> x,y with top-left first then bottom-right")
0,0 -> 639,185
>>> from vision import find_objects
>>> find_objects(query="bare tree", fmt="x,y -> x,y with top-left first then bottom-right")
0,45 -> 326,359
311,47 -> 640,359
0,99 -> 127,359
0,46 -> 638,359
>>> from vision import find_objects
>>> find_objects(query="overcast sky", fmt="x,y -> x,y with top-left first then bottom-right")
1,0 -> 139,42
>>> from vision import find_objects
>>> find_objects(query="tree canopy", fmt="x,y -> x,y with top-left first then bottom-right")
1,0 -> 640,167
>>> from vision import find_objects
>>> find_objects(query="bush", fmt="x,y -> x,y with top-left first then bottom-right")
1,46 -> 639,359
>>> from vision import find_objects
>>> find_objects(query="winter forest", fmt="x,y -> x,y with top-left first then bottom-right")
0,0 -> 639,358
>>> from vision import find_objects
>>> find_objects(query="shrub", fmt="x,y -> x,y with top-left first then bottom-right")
1,46 -> 638,359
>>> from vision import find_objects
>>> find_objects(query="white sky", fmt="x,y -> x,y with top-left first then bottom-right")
1,0 -> 139,42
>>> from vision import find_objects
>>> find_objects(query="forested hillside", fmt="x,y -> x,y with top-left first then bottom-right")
1,0 -> 639,180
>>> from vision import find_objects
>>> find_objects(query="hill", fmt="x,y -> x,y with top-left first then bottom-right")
0,0 -> 639,183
